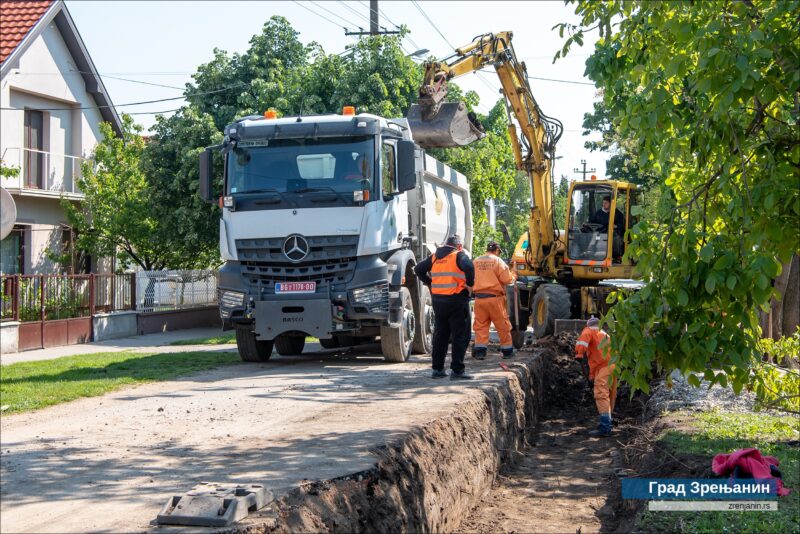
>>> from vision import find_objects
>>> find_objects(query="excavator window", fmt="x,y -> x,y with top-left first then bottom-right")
568,185 -> 620,262
613,189 -> 627,262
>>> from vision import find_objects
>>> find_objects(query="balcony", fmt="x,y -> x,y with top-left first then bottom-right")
0,147 -> 88,199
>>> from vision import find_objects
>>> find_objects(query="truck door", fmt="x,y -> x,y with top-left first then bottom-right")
380,140 -> 409,251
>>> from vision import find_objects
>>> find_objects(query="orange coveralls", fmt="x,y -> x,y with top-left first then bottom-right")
472,254 -> 516,349
575,326 -> 617,415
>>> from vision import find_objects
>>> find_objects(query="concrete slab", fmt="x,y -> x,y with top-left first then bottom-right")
0,327 -> 230,365
0,342 -> 520,533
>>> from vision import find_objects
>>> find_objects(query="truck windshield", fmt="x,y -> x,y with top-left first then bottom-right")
227,136 -> 375,198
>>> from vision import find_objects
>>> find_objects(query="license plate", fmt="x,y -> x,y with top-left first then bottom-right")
275,282 -> 316,293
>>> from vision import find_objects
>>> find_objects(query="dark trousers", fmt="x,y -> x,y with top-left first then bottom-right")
431,297 -> 471,373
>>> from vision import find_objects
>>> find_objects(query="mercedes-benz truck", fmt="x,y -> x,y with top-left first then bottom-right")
199,108 -> 472,363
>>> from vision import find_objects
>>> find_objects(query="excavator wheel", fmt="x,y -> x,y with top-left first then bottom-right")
531,284 -> 571,338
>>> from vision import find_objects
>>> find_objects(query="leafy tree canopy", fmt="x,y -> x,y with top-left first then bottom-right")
557,0 -> 800,393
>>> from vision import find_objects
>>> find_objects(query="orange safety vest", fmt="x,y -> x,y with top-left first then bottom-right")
430,250 -> 467,295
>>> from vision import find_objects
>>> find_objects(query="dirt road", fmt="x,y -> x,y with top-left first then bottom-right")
0,343 -> 516,533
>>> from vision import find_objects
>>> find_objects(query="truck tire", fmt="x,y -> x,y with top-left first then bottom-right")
531,284 -> 571,338
274,335 -> 305,356
380,286 -> 415,362
319,337 -> 339,349
235,325 -> 274,362
412,285 -> 434,354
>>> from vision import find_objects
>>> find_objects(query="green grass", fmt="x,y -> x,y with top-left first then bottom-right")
170,333 -> 319,346
170,332 -> 236,345
637,411 -> 800,534
0,351 -> 241,413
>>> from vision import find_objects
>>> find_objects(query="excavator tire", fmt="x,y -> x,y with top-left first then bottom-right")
531,284 -> 572,338
235,325 -> 273,362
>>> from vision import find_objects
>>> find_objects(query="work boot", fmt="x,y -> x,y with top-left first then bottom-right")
501,348 -> 514,359
472,346 -> 487,360
589,414 -> 612,436
431,369 -> 448,379
450,371 -> 474,380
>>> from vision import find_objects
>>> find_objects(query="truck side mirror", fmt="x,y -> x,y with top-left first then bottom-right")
396,140 -> 417,192
199,148 -> 214,203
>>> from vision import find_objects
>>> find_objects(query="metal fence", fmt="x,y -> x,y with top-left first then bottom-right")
135,270 -> 218,313
1,273 -> 135,322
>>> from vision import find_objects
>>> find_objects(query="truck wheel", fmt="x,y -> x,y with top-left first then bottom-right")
380,287 -> 415,362
319,337 -> 339,349
235,325 -> 274,362
531,284 -> 571,338
412,285 -> 434,354
274,335 -> 305,356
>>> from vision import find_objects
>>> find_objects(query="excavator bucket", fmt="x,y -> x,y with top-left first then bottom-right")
407,102 -> 486,148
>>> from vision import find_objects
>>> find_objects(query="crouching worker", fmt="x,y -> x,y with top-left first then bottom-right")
575,316 -> 617,436
472,241 -> 516,360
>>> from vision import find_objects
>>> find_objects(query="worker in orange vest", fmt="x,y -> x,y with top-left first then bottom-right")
575,316 -> 617,436
472,241 -> 516,360
414,234 -> 475,380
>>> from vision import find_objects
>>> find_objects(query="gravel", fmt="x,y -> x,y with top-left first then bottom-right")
646,370 -> 759,415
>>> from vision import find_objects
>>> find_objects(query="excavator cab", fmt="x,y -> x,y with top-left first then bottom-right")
564,180 -> 638,276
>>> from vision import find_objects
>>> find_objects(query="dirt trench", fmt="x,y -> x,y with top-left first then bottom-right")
231,336 -> 651,534
458,334 -> 648,534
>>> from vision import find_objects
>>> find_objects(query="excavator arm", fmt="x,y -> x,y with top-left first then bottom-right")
407,32 -> 563,273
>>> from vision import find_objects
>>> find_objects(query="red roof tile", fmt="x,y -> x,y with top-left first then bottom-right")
0,1 -> 54,64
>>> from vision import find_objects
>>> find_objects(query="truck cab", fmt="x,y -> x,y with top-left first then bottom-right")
200,109 -> 473,363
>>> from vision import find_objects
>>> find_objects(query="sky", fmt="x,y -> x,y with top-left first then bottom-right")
65,0 -> 608,180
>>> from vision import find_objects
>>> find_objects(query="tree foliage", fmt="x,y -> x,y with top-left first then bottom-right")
65,116 -> 192,270
557,0 -> 800,393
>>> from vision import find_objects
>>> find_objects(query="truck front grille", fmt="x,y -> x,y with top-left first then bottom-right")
236,235 -> 358,293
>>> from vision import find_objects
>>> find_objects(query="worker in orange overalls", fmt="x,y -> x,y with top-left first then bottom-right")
472,241 -> 516,360
575,316 -> 617,436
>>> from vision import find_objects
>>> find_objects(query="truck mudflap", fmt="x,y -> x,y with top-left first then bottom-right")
254,299 -> 333,341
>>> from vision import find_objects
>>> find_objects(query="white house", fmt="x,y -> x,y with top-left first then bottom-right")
0,0 -> 122,275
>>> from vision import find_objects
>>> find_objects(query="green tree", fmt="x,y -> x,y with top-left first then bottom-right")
557,0 -> 800,393
142,107 -> 223,268
582,99 -> 655,185
64,115 -> 209,271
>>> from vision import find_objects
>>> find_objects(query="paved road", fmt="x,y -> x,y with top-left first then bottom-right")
0,342 -> 519,533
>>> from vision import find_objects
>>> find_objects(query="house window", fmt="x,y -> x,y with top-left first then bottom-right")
0,225 -> 26,274
59,226 -> 91,274
24,109 -> 45,188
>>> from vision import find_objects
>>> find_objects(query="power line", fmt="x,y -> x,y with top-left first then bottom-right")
528,75 -> 595,86
308,1 -> 353,28
11,70 -> 186,90
0,84 -> 244,112
338,1 -> 372,25
361,0 -> 422,50
291,0 -> 346,30
411,0 -> 455,51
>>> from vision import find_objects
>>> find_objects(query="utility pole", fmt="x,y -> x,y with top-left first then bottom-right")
345,0 -> 400,36
574,159 -> 596,181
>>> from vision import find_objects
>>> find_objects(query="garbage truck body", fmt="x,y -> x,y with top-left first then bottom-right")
199,110 -> 472,362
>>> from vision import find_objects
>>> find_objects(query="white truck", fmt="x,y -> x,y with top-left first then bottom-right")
199,108 -> 473,363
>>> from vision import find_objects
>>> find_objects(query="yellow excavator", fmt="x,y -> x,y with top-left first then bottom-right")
407,32 -> 641,344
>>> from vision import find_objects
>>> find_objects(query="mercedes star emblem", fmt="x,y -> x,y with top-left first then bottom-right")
283,234 -> 309,262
